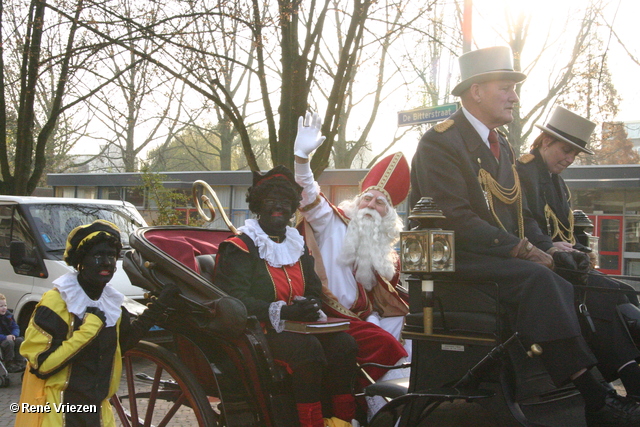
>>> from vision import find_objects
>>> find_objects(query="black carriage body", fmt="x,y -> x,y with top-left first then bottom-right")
393,278 -> 588,427
123,226 -> 299,427
404,280 -> 502,391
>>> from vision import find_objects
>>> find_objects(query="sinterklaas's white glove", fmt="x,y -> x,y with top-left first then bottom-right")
294,111 -> 326,159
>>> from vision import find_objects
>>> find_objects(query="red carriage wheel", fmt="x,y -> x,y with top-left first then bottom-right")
111,340 -> 218,427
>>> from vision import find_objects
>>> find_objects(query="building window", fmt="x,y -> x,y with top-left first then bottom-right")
331,186 -> 359,207
100,187 -> 122,200
77,187 -> 96,199
626,260 -> 640,276
55,187 -> 76,198
625,217 -> 640,253
125,187 -> 145,208
573,189 -> 624,214
231,186 -> 250,228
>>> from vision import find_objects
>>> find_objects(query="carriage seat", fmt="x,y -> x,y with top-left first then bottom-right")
403,279 -> 501,338
195,254 -> 216,282
404,311 -> 498,336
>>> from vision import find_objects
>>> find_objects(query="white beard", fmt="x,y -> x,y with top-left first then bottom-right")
339,199 -> 403,290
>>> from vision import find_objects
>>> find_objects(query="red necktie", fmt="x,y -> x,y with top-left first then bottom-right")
488,129 -> 500,160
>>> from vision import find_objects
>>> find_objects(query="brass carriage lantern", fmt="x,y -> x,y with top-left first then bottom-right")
400,197 -> 455,335
573,210 -> 599,269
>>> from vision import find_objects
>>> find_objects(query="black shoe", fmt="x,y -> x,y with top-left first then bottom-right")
586,391 -> 640,426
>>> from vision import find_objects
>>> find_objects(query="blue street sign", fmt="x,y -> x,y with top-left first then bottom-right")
397,103 -> 459,127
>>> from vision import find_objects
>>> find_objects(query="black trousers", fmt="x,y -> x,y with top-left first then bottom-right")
266,330 -> 358,403
577,272 -> 640,381
454,251 -> 597,386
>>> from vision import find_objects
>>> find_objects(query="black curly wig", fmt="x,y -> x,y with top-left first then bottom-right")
246,165 -> 303,214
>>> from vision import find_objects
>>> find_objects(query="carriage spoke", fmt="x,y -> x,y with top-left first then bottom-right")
110,394 -> 133,427
125,354 -> 141,427
143,365 -> 164,427
157,392 -> 188,427
113,341 -> 218,427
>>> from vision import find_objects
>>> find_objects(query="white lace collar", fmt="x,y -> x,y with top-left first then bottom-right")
53,272 -> 124,327
238,219 -> 305,267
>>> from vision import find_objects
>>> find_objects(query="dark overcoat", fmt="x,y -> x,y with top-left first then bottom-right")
410,109 -> 596,385
517,149 -> 640,380
516,150 -> 572,239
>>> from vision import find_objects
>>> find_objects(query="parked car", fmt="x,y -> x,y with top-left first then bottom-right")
0,196 -> 148,335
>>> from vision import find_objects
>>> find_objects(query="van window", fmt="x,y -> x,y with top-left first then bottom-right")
0,205 -> 37,259
25,204 -> 143,252
0,206 -> 11,257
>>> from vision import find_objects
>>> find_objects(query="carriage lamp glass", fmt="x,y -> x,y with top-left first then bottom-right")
589,235 -> 600,269
400,229 -> 455,273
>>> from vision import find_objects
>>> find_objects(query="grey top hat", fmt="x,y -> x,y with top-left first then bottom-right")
451,46 -> 527,96
535,106 -> 596,155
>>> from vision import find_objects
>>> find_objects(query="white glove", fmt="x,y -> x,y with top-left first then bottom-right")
294,111 -> 326,159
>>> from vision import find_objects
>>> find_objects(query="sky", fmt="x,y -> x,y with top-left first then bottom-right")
372,0 -> 640,164
471,0 -> 639,120
67,0 -> 640,168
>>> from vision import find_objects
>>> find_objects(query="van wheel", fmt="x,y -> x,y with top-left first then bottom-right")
17,304 -> 34,337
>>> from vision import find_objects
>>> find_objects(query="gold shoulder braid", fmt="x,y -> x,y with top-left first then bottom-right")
434,119 -> 454,133
544,204 -> 575,245
518,153 -> 535,164
477,166 -> 524,238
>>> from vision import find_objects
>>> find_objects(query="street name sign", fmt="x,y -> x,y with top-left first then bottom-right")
397,103 -> 459,127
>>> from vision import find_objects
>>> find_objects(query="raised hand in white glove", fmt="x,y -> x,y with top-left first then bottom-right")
294,111 -> 326,159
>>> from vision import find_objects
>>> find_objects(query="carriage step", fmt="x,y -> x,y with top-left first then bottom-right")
366,378 -> 495,403
412,387 -> 495,402
135,372 -> 180,389
364,377 -> 410,399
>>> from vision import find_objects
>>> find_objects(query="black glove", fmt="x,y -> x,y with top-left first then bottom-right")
553,251 -> 589,285
573,242 -> 592,253
281,299 -> 321,322
149,284 -> 181,313
85,306 -> 106,324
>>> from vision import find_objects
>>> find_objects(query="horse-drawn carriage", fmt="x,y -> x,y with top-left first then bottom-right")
110,182 -> 640,427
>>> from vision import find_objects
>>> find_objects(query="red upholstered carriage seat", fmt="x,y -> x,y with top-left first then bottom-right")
137,227 -> 255,399
144,228 -> 233,275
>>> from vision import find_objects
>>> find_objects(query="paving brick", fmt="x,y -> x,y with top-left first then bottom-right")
0,371 -> 25,427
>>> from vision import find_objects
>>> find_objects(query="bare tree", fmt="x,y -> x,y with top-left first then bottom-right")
1,0 -> 88,195
50,0 -> 424,175
84,0 -> 197,172
504,4 -> 598,155
166,0 -> 258,171
1,0 -> 167,194
314,1 -> 436,169
146,123 -> 271,171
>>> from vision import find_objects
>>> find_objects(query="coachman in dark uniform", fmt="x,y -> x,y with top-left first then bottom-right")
517,106 -> 640,400
410,46 -> 640,426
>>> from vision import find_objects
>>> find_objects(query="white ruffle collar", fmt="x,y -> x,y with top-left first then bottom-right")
53,272 -> 124,327
238,219 -> 305,267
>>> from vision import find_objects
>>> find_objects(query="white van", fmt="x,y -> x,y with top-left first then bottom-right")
0,196 -> 148,334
